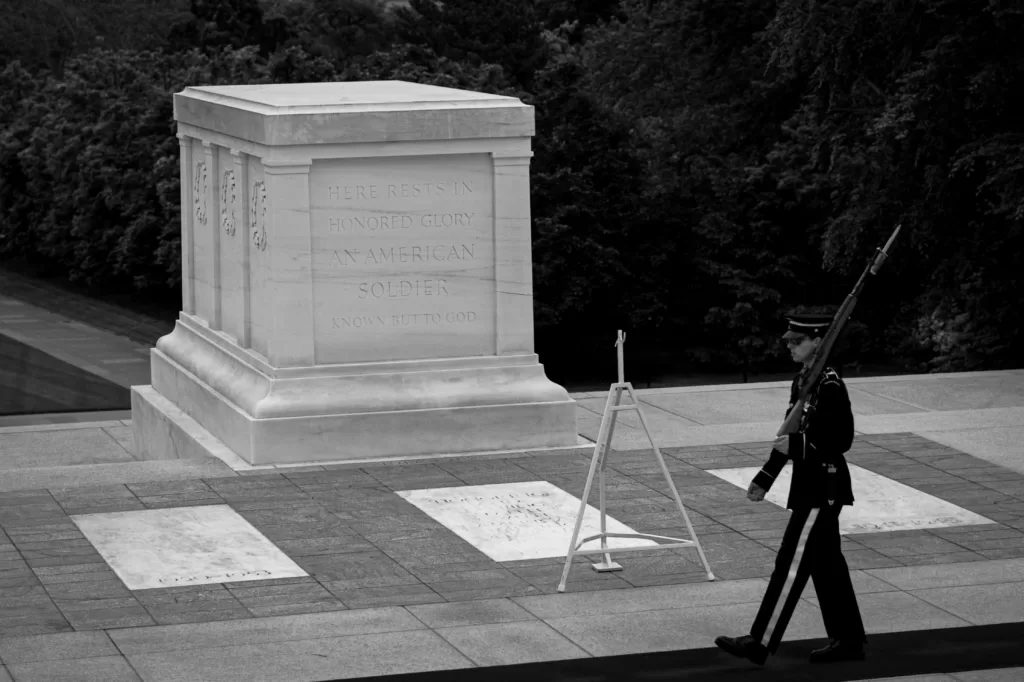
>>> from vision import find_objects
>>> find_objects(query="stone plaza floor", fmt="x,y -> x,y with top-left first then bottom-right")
2,292 -> 1024,681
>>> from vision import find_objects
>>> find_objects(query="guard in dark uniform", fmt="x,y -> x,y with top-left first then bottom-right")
715,312 -> 866,665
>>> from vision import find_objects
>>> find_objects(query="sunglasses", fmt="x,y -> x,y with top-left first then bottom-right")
785,337 -> 810,347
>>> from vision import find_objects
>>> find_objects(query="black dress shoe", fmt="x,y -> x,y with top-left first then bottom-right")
809,638 -> 865,663
714,635 -> 769,666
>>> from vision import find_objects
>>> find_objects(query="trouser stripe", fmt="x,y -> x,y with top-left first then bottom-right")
762,507 -> 819,643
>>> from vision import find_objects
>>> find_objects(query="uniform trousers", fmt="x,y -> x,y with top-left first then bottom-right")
750,503 -> 866,653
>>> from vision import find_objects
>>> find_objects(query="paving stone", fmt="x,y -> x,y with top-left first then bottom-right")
126,630 -> 471,682
34,570 -> 121,585
272,537 -> 376,556
6,530 -> 83,543
0,583 -> 49,600
910,582 -> 1024,625
242,600 -> 346,618
40,577 -> 128,602
620,567 -> 712,586
978,547 -> 1024,559
389,553 -> 493,569
221,576 -> 319,590
426,573 -> 533,597
947,535 -> 1024,551
133,585 -> 238,606
407,597 -> 537,628
0,602 -> 64,620
806,590 -> 971,632
58,605 -> 155,630
108,606 -> 426,653
227,582 -> 336,604
843,548 -> 906,570
866,557 -> 1024,589
7,655 -> 141,681
137,494 -> 225,509
329,583 -> 445,609
854,534 -> 969,557
125,480 -> 214,496
292,550 -> 417,583
543,601 -> 801,656
144,603 -> 254,626
897,552 -> 989,566
437,620 -> 589,666
30,563 -> 108,576
0,630 -> 117,664
0,613 -> 72,638
12,537 -> 95,553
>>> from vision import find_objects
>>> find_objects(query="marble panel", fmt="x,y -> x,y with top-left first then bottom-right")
706,464 -> 994,534
396,482 -> 659,562
70,505 -> 306,590
309,154 -> 495,363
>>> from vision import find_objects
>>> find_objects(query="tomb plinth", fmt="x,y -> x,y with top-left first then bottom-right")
131,81 -> 577,465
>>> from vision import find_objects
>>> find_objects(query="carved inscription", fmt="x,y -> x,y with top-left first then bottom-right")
251,180 -> 267,251
193,161 -> 208,226
221,169 -> 236,235
847,516 -> 966,532
158,569 -> 272,585
310,156 -> 494,361
326,181 -> 473,200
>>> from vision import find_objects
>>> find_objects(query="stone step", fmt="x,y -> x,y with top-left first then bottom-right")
0,458 -> 237,492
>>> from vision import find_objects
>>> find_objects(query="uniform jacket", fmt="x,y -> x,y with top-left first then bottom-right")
751,367 -> 855,509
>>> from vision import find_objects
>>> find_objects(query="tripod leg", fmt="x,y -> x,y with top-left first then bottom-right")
558,389 -> 616,592
594,386 -> 624,572
629,386 -> 716,581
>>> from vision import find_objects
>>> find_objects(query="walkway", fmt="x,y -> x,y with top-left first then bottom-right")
1,294 -> 1023,681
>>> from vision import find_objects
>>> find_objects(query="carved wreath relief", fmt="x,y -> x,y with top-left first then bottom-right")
221,169 -> 236,235
250,180 -> 267,251
193,161 -> 208,226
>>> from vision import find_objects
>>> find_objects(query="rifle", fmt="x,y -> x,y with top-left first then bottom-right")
777,224 -> 903,437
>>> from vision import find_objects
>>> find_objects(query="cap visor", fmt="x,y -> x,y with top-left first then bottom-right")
782,330 -> 804,340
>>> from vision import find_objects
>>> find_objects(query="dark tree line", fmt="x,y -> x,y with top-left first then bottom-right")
1,0 -> 1021,381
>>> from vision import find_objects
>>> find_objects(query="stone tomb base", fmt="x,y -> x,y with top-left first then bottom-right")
132,315 -> 578,466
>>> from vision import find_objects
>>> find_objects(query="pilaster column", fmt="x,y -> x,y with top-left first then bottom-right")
492,152 -> 535,355
263,160 -> 314,367
228,149 -> 252,348
202,141 -> 222,329
176,134 -> 195,314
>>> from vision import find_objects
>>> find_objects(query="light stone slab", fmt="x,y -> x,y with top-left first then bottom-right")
70,505 -> 306,589
396,481 -> 659,562
706,465 -> 994,534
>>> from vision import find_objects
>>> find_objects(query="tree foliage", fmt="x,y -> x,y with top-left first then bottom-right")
0,0 -> 1021,376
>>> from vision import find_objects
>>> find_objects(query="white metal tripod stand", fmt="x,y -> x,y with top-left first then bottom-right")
557,330 -> 715,592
